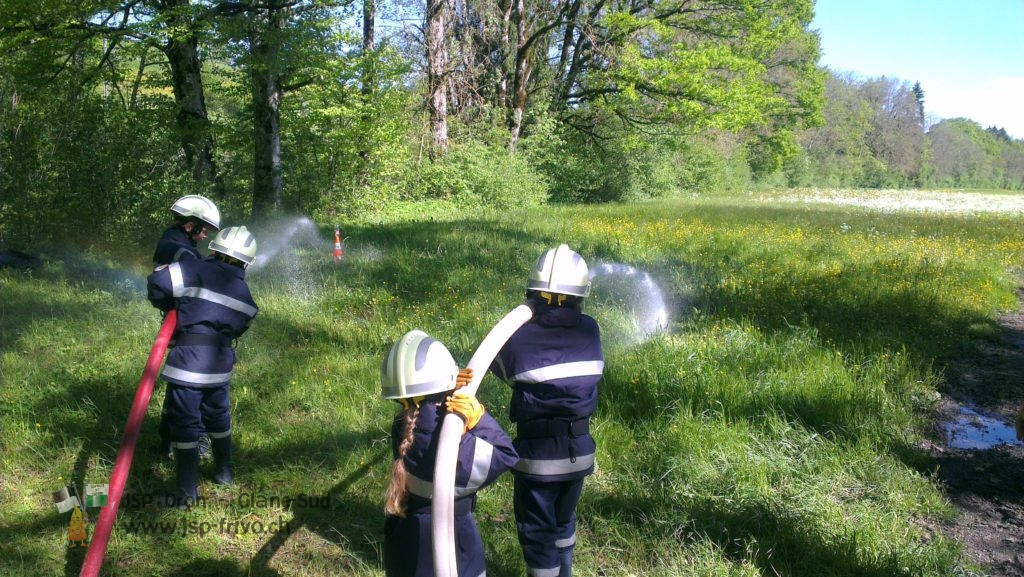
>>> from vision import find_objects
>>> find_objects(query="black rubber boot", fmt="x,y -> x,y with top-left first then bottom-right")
211,435 -> 234,485
172,447 -> 201,508
558,547 -> 573,577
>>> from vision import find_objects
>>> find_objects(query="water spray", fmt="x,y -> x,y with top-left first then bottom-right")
80,311 -> 177,577
246,217 -> 320,272
432,305 -> 534,577
590,262 -> 671,343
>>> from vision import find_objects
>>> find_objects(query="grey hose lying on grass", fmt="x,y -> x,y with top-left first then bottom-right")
432,304 -> 534,577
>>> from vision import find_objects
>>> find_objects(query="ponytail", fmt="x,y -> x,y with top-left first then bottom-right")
383,404 -> 420,517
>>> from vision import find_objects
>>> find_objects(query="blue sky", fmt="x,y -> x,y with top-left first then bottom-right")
811,0 -> 1024,139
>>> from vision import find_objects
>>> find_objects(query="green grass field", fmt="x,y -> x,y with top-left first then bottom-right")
2,191 -> 1023,576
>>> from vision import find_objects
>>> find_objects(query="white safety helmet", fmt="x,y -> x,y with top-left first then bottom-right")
209,226 -> 257,267
381,330 -> 458,400
170,195 -> 221,230
527,244 -> 591,297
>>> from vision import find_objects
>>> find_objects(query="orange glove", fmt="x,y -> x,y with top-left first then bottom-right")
455,367 -> 473,390
445,392 -> 484,432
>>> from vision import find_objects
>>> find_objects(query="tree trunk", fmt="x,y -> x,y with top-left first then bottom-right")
497,0 -> 512,109
508,0 -> 533,154
425,0 -> 448,159
357,0 -> 375,182
161,0 -> 218,188
447,0 -> 480,116
362,0 -> 375,96
249,7 -> 287,216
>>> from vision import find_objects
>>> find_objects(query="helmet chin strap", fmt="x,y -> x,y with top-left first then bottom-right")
538,291 -> 568,306
398,396 -> 427,410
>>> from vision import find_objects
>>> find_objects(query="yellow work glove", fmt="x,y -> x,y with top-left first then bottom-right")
445,392 -> 484,432
455,367 -> 473,390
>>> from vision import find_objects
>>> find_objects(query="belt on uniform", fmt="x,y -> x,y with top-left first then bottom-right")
171,333 -> 233,347
516,417 -> 590,439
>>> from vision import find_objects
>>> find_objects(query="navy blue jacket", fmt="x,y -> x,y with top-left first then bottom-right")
490,302 -> 603,482
393,400 -> 518,502
147,257 -> 258,388
153,226 -> 201,265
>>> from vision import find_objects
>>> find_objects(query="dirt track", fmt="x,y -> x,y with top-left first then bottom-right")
925,290 -> 1024,576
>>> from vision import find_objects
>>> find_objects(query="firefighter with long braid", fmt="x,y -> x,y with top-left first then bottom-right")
490,244 -> 604,577
147,226 -> 259,507
381,330 -> 519,577
152,194 -> 222,459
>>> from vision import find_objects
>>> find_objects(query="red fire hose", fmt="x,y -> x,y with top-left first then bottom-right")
80,310 -> 177,577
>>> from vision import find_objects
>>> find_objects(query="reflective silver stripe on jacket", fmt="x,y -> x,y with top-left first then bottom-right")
168,262 -> 259,316
512,453 -> 595,476
406,438 -> 499,499
406,472 -> 434,499
512,360 -> 604,384
161,364 -> 233,385
466,439 -> 494,493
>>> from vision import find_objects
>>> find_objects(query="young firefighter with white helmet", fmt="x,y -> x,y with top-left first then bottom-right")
146,226 -> 259,507
381,330 -> 519,577
489,244 -> 604,577
151,194 -> 222,458
153,194 -> 221,264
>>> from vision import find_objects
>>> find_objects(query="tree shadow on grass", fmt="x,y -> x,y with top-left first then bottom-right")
586,489 -> 947,577
244,448 -> 388,576
166,558 -> 253,577
7,364 -> 386,576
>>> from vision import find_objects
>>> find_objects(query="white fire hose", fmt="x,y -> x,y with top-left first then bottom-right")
432,304 -> 533,577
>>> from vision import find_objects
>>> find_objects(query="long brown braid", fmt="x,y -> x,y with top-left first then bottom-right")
383,402 -> 420,517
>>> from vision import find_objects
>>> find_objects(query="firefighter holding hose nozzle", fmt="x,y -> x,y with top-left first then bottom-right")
147,226 -> 259,508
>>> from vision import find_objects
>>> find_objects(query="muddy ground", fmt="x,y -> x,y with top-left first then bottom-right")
924,289 -> 1024,576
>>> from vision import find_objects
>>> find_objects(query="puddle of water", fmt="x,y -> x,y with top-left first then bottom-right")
943,405 -> 1022,450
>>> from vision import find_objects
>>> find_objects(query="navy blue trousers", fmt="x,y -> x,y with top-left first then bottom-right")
166,383 -> 231,444
514,476 -> 584,576
384,511 -> 485,577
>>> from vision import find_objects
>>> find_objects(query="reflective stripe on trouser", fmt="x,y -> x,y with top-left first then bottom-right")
167,383 -> 231,445
514,476 -> 584,577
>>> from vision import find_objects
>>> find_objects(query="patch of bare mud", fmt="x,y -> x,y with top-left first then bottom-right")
923,289 -> 1024,576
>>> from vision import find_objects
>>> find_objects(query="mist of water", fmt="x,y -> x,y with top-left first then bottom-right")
246,216 -> 323,271
589,262 -> 671,345
244,216 -> 335,301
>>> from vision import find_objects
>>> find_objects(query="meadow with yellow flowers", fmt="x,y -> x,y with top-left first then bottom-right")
2,190 -> 1022,576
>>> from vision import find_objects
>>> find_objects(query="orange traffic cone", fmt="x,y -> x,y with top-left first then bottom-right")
333,226 -> 343,262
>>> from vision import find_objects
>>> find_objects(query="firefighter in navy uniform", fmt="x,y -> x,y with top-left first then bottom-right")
153,194 -> 221,265
381,330 -> 519,577
147,226 -> 259,507
152,194 -> 222,459
490,244 -> 604,577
